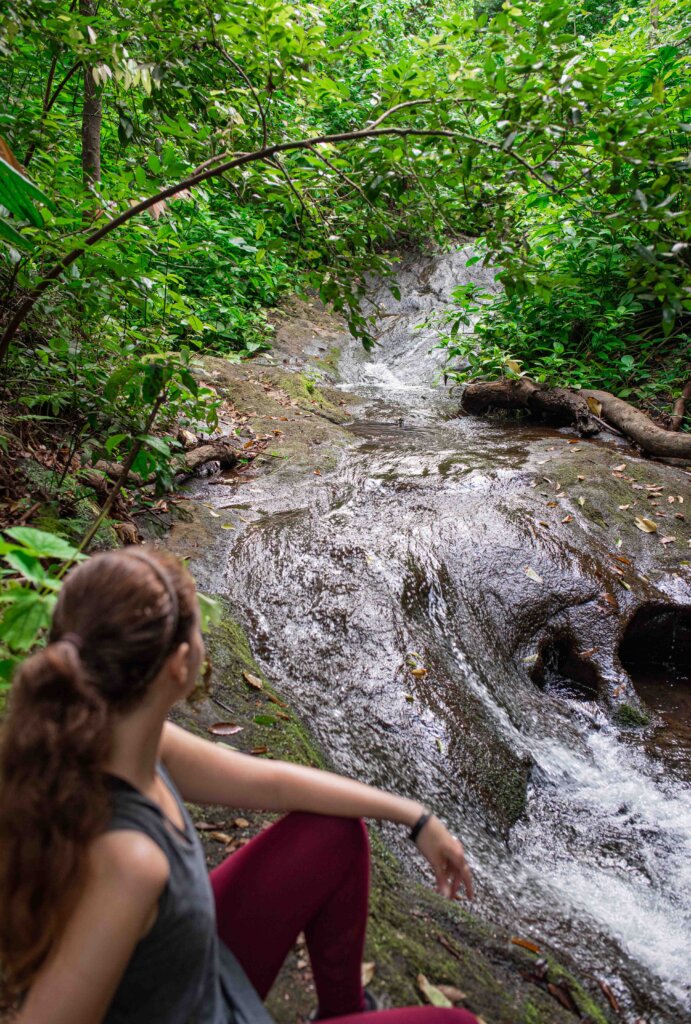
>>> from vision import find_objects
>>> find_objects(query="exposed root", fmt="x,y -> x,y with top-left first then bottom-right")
580,388 -> 691,460
670,380 -> 691,432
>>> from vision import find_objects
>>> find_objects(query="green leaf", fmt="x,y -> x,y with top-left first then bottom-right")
0,592 -> 54,652
3,550 -> 47,585
139,434 -> 171,457
3,527 -> 82,561
197,592 -> 222,633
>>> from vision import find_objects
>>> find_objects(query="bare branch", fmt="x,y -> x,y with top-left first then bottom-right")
214,42 -> 269,149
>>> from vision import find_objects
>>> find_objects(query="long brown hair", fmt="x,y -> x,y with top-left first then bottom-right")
0,547 -> 197,1004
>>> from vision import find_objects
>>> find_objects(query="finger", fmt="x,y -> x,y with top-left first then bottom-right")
434,863 -> 451,898
450,842 -> 474,901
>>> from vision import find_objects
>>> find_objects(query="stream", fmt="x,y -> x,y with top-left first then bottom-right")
185,251 -> 691,1024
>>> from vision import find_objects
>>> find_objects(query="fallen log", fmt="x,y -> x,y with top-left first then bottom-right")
461,378 -> 599,435
87,434 -> 243,485
80,434 -> 243,491
461,379 -> 691,461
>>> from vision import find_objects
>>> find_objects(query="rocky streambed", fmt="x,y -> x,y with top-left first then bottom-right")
164,251 -> 691,1024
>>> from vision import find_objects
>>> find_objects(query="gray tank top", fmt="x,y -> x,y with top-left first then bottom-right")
103,765 -> 275,1024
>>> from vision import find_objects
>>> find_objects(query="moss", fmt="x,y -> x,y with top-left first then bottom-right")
314,345 -> 342,378
544,958 -> 610,1024
613,702 -> 650,727
275,370 -> 347,423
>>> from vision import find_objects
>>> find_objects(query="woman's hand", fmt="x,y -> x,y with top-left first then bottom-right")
414,815 -> 473,901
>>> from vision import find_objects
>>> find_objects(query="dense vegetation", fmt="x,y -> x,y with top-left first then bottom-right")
0,0 -> 689,681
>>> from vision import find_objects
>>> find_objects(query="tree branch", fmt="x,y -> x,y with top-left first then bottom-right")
0,116 -> 556,365
214,42 -> 268,149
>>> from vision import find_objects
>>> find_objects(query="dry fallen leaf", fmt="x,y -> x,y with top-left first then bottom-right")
561,515 -> 573,523
612,464 -> 625,472
417,975 -> 453,1008
578,496 -> 585,506
524,566 -> 544,584
436,985 -> 467,1003
208,722 -> 244,736
660,536 -> 676,545
634,516 -> 658,533
598,979 -> 620,1013
209,831 -> 233,844
602,592 -> 619,608
411,667 -> 428,678
234,817 -> 250,829
511,936 -> 541,953
618,504 -> 631,510
577,474 -> 585,481
242,671 -> 263,690
361,962 -> 376,987
586,396 -> 603,416
251,746 -> 269,755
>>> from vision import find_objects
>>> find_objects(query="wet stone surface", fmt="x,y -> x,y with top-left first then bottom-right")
168,251 -> 691,1024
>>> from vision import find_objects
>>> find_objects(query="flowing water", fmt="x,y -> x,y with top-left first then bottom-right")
189,251 -> 691,1023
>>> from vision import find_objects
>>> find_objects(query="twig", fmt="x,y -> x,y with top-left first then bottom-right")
213,42 -> 268,149
212,693 -> 237,716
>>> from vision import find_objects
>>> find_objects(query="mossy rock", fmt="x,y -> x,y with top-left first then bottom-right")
613,702 -> 650,727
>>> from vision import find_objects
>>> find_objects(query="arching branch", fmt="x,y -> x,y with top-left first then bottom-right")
0,114 -> 557,365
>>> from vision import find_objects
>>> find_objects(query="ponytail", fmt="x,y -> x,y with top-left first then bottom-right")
0,546 -> 197,1004
0,639 -> 110,1003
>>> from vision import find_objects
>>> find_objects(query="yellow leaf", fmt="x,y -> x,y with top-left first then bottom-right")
505,359 -> 522,374
361,962 -> 376,987
417,975 -> 453,1008
411,667 -> 428,678
524,566 -> 543,584
208,831 -> 233,843
586,396 -> 603,417
437,985 -> 467,1003
242,671 -> 263,690
634,517 -> 658,533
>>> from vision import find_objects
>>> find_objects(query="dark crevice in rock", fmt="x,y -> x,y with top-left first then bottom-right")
530,635 -> 601,700
620,603 -> 691,689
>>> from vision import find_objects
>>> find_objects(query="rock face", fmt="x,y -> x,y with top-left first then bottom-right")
167,250 -> 691,1024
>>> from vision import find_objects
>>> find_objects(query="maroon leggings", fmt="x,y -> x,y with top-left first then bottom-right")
210,812 -> 478,1024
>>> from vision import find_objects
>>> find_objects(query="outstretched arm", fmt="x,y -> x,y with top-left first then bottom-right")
161,722 -> 472,899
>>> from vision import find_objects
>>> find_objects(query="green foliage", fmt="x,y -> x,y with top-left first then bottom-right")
0,526 -> 86,689
436,0 -> 691,409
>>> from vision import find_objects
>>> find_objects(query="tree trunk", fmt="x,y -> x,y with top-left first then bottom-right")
80,0 -> 101,185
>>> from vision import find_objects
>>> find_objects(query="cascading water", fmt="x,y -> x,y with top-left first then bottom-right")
187,250 -> 691,1023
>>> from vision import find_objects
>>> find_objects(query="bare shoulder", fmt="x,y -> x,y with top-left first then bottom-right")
89,829 -> 169,895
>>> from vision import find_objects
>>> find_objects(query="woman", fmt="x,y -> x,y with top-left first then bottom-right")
0,547 -> 477,1024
